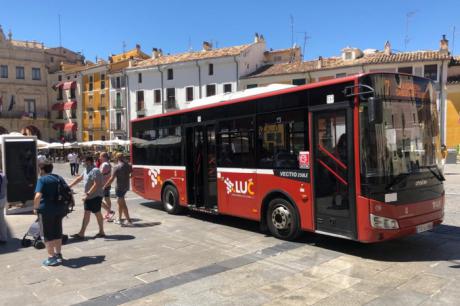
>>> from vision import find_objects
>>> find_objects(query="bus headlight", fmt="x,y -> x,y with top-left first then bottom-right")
370,214 -> 399,229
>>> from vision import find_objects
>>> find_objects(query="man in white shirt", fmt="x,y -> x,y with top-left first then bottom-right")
67,152 -> 77,176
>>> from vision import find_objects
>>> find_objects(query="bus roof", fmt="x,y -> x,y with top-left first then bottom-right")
131,73 -> 363,123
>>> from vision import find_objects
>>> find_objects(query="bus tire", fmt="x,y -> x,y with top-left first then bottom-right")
266,198 -> 301,241
162,185 -> 184,215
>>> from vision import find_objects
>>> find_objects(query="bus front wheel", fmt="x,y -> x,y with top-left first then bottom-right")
162,185 -> 184,215
266,198 -> 301,241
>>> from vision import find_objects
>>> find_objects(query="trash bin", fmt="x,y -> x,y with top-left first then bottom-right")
446,149 -> 457,164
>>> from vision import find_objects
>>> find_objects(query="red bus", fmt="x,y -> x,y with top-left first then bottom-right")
130,72 -> 445,242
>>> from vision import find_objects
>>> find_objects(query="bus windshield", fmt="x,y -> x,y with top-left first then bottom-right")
359,74 -> 442,183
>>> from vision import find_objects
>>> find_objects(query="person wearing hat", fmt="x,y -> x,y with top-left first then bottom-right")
103,153 -> 133,226
33,160 -> 68,266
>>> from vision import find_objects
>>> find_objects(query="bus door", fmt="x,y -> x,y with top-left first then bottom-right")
185,124 -> 217,209
310,104 -> 357,239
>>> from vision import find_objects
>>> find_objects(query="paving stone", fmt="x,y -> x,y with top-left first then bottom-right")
365,289 -> 429,306
397,273 -> 450,295
313,288 -> 378,306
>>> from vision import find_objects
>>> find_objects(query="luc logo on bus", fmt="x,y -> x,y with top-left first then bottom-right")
224,177 -> 255,196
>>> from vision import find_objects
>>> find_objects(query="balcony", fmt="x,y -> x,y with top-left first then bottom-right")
0,111 -> 48,119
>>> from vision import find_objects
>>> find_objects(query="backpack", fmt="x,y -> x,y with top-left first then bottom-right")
52,174 -> 74,216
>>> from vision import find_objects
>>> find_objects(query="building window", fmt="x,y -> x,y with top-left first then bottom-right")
58,75 -> 62,81
70,87 -> 76,99
116,77 -> 121,88
58,87 -> 63,100
25,99 -> 36,115
88,95 -> 94,107
186,87 -> 194,102
70,109 -> 76,119
16,66 -> 25,79
137,91 -> 144,111
206,84 -> 216,97
89,75 -> 94,91
424,64 -> 438,81
398,66 -> 413,74
209,63 -> 214,75
154,89 -> 161,103
335,73 -> 347,78
57,110 -> 64,119
223,83 -> 232,93
292,78 -> 306,86
167,68 -> 173,80
246,84 -> 258,89
50,56 -> 54,63
101,73 -> 106,89
344,52 -> 353,60
101,135 -> 106,141
116,92 -> 121,108
89,134 -> 93,141
0,65 -> 8,78
166,88 -> 176,108
116,112 -> 122,130
138,73 -> 142,83
31,68 -> 41,80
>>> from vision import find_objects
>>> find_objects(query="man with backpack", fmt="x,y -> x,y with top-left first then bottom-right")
33,160 -> 69,266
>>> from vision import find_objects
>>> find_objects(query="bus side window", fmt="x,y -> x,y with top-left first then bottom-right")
257,109 -> 307,169
217,117 -> 255,168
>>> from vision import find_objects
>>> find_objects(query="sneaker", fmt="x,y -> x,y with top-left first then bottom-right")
42,256 -> 59,266
113,219 -> 123,225
55,253 -> 63,264
123,221 -> 133,227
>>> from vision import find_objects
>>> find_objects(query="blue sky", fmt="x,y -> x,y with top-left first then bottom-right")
1,0 -> 459,61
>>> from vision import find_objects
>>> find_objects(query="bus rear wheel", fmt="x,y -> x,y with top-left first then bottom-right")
266,198 -> 301,241
162,185 -> 184,215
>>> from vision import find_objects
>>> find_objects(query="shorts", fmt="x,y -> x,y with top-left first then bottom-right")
103,187 -> 111,198
39,213 -> 63,242
115,189 -> 128,198
84,196 -> 103,213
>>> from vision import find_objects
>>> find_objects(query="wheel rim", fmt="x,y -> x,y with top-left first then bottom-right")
165,190 -> 175,210
271,205 -> 291,230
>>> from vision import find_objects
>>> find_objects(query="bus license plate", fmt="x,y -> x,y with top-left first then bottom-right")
416,222 -> 433,233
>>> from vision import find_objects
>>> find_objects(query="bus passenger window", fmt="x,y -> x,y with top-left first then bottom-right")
217,117 -> 255,167
257,110 -> 307,169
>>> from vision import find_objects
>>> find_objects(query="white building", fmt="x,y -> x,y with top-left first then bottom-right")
240,36 -> 451,143
126,34 -> 270,120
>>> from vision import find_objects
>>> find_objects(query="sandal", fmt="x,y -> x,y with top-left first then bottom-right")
71,234 -> 84,240
94,233 -> 106,238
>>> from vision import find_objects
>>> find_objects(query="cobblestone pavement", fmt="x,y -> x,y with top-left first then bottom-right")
0,162 -> 459,306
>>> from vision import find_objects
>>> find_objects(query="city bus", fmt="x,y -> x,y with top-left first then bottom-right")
130,72 -> 445,242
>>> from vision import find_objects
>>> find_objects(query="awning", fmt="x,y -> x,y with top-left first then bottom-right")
64,122 -> 77,132
52,103 -> 64,111
63,81 -> 76,90
52,123 -> 64,130
63,100 -> 77,110
52,82 -> 64,90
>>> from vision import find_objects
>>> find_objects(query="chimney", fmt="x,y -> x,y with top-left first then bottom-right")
202,41 -> 212,51
254,32 -> 260,43
384,41 -> 391,56
136,43 -> 141,50
440,34 -> 449,54
152,48 -> 160,59
317,56 -> 323,69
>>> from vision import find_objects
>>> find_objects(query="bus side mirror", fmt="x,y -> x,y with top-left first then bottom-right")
368,98 -> 383,124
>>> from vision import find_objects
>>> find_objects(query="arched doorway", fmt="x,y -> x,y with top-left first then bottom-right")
21,125 -> 41,139
0,126 -> 8,135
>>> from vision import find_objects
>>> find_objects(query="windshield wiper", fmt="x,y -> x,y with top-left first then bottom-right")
419,165 -> 445,182
385,173 -> 410,191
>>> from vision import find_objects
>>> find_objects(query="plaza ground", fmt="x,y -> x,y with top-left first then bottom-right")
0,162 -> 460,306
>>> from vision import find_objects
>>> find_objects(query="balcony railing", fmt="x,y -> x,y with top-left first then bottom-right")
0,111 -> 48,119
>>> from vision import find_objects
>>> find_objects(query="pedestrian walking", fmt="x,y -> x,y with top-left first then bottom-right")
68,155 -> 105,239
75,153 -> 80,175
67,151 -> 77,176
33,160 -> 67,266
104,153 -> 133,226
99,152 -> 114,221
0,169 -> 7,243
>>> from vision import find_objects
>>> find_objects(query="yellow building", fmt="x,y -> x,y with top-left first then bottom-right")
446,57 -> 460,148
81,61 -> 109,141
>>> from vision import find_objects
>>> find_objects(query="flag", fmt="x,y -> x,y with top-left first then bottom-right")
7,95 -> 14,111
